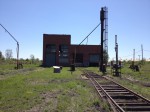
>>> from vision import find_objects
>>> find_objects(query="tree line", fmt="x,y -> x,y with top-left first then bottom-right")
0,49 -> 42,65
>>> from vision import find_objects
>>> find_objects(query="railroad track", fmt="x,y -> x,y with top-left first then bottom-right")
82,70 -> 150,112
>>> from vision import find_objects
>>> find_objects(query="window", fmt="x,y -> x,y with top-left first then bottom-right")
46,44 -> 56,53
59,45 -> 69,63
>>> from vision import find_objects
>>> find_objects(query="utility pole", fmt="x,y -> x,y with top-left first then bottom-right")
115,35 -> 119,76
138,55 -> 140,61
133,49 -> 135,66
141,44 -> 143,64
0,24 -> 19,69
115,35 -> 118,65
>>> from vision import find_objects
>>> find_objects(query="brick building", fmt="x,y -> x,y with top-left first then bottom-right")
43,34 -> 101,67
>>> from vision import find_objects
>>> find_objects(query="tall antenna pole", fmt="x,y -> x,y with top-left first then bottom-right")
0,24 -> 19,69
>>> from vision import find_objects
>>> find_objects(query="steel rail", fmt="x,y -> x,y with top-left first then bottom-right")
86,72 -> 125,112
81,69 -> 150,112
104,76 -> 150,103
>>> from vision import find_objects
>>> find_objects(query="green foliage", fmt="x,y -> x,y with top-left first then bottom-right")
5,49 -> 13,59
0,51 -> 3,59
0,51 -> 5,64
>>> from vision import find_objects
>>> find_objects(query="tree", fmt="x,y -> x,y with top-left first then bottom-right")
0,51 -> 5,62
35,58 -> 39,64
5,49 -> 13,59
30,54 -> 35,64
0,51 -> 2,59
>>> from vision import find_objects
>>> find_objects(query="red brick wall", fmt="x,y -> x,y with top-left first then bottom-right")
69,45 -> 101,64
43,34 -> 71,66
43,34 -> 101,66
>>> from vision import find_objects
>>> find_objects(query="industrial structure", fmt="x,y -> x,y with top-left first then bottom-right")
43,7 -> 108,68
100,7 -> 108,72
43,34 -> 100,67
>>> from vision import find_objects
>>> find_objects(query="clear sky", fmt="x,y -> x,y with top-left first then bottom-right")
0,0 -> 150,60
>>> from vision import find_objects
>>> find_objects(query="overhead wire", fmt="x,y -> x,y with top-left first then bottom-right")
144,50 -> 150,52
121,50 -> 141,58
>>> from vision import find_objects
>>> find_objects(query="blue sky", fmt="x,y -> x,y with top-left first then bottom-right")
0,0 -> 150,60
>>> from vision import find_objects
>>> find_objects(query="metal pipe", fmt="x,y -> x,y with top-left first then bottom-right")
0,23 -> 19,69
141,44 -> 143,64
79,23 -> 100,45
115,35 -> 119,76
133,49 -> 135,65
100,8 -> 105,72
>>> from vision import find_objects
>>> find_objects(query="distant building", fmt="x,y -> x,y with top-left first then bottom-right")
43,34 -> 101,66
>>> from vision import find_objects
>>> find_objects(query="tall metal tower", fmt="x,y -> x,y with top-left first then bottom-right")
100,7 -> 108,72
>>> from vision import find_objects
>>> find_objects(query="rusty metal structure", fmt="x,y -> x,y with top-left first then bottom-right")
100,7 -> 108,72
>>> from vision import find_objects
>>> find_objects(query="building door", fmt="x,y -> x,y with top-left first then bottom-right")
89,54 -> 99,66
45,44 -> 56,67
45,53 -> 56,66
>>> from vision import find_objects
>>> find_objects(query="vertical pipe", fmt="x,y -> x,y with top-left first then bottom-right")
141,44 -> 143,64
100,8 -> 104,72
17,43 -> 19,69
133,49 -> 135,65
115,35 -> 118,65
138,55 -> 140,61
115,35 -> 119,76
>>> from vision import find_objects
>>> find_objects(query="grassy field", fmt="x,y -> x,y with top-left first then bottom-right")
106,62 -> 150,99
80,63 -> 150,100
1,63 -> 149,112
0,66 -> 111,112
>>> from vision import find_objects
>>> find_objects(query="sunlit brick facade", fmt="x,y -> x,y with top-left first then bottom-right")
43,34 -> 101,66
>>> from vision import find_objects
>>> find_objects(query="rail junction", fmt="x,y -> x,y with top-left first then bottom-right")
81,70 -> 150,112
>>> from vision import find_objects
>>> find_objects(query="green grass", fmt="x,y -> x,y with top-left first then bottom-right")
0,63 -> 39,70
82,65 -> 150,100
105,62 -> 150,100
0,64 -> 40,79
0,67 -> 104,112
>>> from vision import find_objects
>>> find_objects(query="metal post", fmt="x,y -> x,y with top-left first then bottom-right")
138,55 -> 140,61
115,35 -> 119,76
133,49 -> 135,65
100,8 -> 105,72
115,35 -> 118,65
17,42 -> 19,69
141,44 -> 143,64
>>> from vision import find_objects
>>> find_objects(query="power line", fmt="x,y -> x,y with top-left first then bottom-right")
144,50 -> 150,52
121,50 -> 141,58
